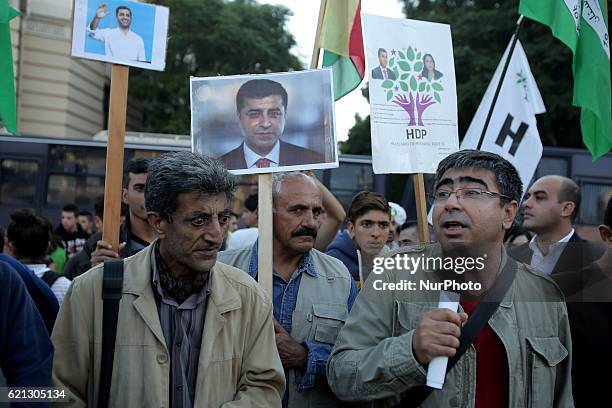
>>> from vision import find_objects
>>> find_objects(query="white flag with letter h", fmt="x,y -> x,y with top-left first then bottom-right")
461,40 -> 545,194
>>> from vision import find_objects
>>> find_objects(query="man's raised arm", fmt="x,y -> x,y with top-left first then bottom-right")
89,3 -> 108,31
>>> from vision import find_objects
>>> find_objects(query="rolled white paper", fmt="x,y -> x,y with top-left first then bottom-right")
426,291 -> 460,389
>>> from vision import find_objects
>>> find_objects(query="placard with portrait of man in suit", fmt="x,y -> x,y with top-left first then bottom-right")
190,69 -> 339,175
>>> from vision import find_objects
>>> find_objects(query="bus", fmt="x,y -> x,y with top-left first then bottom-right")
0,133 -> 381,227
1,133 -> 611,230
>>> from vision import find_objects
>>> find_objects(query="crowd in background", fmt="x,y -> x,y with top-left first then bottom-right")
0,152 -> 610,407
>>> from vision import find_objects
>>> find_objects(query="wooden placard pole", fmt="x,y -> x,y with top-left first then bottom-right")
413,173 -> 430,244
257,175 -> 273,296
255,0 -> 329,298
102,65 -> 129,251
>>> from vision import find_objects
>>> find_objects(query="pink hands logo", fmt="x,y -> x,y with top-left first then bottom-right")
380,46 -> 445,127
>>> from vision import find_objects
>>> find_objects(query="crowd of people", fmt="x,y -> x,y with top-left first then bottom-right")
0,150 -> 610,407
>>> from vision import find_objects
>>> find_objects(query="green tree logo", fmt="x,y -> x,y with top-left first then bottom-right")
380,46 -> 444,126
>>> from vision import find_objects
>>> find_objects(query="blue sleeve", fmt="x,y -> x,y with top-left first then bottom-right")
296,279 -> 359,390
0,254 -> 58,334
0,261 -> 53,401
295,342 -> 333,390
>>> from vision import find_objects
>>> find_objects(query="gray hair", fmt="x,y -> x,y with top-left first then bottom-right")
145,152 -> 236,221
272,172 -> 317,206
435,149 -> 522,203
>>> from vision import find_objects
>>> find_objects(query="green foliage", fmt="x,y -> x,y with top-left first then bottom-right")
129,0 -> 302,134
339,113 -> 372,155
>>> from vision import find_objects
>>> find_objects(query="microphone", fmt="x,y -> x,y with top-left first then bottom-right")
426,290 -> 460,389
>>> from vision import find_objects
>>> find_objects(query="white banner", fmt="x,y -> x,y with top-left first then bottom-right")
461,40 -> 545,194
362,14 -> 459,174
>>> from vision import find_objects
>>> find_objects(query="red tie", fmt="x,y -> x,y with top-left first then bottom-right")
255,158 -> 272,168
383,69 -> 388,79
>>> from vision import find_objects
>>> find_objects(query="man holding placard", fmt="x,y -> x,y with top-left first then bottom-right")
88,3 -> 146,62
219,172 -> 356,407
327,150 -> 573,407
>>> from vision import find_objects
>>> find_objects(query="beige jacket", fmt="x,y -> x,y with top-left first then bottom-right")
51,242 -> 285,407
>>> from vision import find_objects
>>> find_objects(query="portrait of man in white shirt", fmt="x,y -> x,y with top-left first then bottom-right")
87,3 -> 147,62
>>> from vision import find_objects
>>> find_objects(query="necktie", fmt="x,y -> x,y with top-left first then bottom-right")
255,158 -> 272,168
383,69 -> 388,79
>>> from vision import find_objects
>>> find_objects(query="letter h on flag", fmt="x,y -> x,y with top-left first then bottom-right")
461,40 -> 545,195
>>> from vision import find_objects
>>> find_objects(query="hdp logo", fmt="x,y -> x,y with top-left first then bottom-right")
380,46 -> 445,127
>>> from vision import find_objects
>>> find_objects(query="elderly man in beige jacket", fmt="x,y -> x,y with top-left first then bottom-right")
51,152 -> 285,407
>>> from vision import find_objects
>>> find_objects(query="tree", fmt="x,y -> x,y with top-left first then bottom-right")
342,0 -> 605,153
339,86 -> 372,155
129,0 -> 302,134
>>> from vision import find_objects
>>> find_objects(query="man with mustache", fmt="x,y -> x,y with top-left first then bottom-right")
64,158 -> 158,280
219,172 -> 357,407
88,4 -> 147,62
52,152 -> 285,406
327,150 -> 573,407
219,79 -> 325,171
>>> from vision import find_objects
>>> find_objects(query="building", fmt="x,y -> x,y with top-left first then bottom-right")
4,0 -> 142,138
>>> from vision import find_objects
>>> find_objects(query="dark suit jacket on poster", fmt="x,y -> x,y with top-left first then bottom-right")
508,231 -> 605,275
371,66 -> 396,80
219,140 -> 325,171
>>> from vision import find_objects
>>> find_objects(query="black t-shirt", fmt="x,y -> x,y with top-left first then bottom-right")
54,225 -> 90,258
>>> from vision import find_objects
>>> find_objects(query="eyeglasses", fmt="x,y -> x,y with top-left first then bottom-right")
430,188 -> 511,204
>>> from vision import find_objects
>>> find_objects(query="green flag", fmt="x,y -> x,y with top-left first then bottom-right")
0,0 -> 20,135
520,0 -> 611,160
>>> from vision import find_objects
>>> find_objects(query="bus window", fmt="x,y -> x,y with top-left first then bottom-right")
0,159 -> 39,206
46,174 -> 104,209
48,145 -> 106,174
328,163 -> 374,209
130,149 -> 165,159
580,182 -> 612,225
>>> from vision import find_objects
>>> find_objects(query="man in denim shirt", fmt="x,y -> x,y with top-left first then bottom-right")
219,172 -> 358,407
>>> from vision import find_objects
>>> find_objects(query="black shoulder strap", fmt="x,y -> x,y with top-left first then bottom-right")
41,270 -> 61,287
98,259 -> 124,408
398,258 -> 518,407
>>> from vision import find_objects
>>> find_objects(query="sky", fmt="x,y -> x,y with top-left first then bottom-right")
257,0 -> 405,142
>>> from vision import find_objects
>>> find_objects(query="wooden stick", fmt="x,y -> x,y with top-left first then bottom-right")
102,65 -> 129,251
254,0 -> 329,297
309,0 -> 328,69
257,174 -> 273,297
412,173 -> 430,244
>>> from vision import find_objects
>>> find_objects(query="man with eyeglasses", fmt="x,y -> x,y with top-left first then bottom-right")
328,150 -> 573,407
219,79 -> 325,171
52,152 -> 285,407
219,172 -> 357,407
